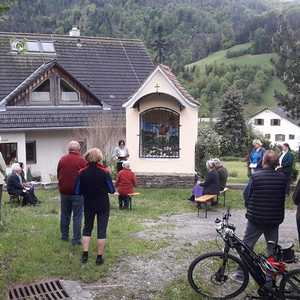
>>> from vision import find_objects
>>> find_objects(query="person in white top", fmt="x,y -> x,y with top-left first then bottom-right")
113,140 -> 129,173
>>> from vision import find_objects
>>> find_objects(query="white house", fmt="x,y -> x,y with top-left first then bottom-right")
248,107 -> 300,151
0,31 -> 198,186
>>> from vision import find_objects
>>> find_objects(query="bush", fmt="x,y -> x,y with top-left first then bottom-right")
225,47 -> 251,58
195,127 -> 230,178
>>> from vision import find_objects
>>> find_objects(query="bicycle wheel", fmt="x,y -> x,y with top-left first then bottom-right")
279,268 -> 300,299
188,251 -> 249,299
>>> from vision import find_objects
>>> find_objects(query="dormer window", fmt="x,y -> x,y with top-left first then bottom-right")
60,79 -> 79,102
32,80 -> 50,102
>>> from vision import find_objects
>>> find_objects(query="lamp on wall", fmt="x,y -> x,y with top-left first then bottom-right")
154,83 -> 160,94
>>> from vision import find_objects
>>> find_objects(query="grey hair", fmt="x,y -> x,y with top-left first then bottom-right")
122,161 -> 130,169
11,162 -> 21,172
213,158 -> 222,168
252,139 -> 262,146
206,159 -> 215,170
68,140 -> 81,152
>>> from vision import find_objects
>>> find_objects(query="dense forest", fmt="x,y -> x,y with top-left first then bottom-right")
1,0 -> 300,119
0,0 -> 284,69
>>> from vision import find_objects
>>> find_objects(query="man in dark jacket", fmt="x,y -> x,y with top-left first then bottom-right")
293,179 -> 300,246
243,150 -> 287,256
57,141 -> 87,245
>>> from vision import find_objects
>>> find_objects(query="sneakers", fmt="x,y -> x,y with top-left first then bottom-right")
96,255 -> 104,265
81,252 -> 88,264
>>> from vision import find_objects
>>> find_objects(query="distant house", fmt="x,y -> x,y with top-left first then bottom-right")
248,107 -> 300,151
0,30 -> 198,185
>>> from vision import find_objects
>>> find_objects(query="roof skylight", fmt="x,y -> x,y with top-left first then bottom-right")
11,39 -> 56,54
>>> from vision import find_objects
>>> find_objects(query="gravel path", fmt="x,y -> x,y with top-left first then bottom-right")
62,209 -> 299,300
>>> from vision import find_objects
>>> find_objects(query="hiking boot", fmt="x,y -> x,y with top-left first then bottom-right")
96,255 -> 104,265
81,252 -> 88,264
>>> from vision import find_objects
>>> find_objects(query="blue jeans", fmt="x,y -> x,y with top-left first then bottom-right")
60,194 -> 83,244
297,217 -> 300,247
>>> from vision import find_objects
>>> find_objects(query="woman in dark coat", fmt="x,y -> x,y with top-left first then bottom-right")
201,160 -> 220,195
76,148 -> 115,265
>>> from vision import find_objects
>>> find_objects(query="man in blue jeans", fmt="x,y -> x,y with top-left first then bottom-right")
57,141 -> 87,245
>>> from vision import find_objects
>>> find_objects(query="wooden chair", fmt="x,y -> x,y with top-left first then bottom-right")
8,193 -> 22,206
217,187 -> 229,207
195,194 -> 217,218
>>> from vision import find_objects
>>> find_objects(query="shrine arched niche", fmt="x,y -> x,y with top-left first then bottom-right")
139,107 -> 180,158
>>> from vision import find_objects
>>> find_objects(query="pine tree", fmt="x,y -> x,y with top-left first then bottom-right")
215,88 -> 247,156
273,16 -> 300,123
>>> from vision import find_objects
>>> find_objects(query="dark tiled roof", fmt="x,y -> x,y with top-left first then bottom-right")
0,106 -> 109,129
1,59 -> 102,106
159,64 -> 198,105
0,32 -> 154,112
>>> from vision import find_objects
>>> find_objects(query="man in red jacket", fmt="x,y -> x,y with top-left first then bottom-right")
57,141 -> 87,245
116,161 -> 137,209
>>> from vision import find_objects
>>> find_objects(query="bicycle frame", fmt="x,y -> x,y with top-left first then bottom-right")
224,233 -> 267,286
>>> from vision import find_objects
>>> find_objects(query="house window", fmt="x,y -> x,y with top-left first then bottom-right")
289,134 -> 295,140
60,79 -> 79,102
79,140 -> 87,155
275,134 -> 285,142
32,79 -> 50,102
271,119 -> 281,126
254,119 -> 264,125
0,143 -> 17,165
265,134 -> 271,140
140,108 -> 180,158
26,141 -> 36,164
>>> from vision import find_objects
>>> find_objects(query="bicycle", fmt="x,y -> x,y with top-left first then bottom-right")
188,209 -> 300,299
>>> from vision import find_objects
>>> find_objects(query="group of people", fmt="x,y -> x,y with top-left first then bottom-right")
249,139 -> 295,193
189,158 -> 228,203
57,140 -> 136,265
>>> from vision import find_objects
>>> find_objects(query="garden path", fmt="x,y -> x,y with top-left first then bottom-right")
63,209 -> 299,300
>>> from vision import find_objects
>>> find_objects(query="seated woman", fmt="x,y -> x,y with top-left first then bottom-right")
200,160 -> 220,204
213,158 -> 228,191
115,161 -> 137,209
188,174 -> 203,202
7,163 -> 38,206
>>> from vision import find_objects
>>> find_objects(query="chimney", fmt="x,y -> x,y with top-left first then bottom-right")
69,26 -> 80,37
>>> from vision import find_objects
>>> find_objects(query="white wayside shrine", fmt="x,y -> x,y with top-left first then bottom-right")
123,65 -> 199,186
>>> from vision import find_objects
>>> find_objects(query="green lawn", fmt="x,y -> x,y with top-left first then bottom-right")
187,43 -> 275,71
0,186 -> 297,298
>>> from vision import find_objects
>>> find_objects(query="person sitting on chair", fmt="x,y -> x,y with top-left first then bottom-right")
213,158 -> 228,191
7,163 -> 38,206
115,161 -> 137,209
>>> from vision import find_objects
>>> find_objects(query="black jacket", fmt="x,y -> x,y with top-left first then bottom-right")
244,168 -> 287,226
76,163 -> 115,212
7,173 -> 23,195
201,170 -> 220,195
216,166 -> 228,190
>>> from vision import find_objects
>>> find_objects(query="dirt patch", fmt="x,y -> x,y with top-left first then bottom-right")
63,209 -> 299,299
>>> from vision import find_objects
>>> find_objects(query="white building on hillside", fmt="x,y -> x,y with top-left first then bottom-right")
248,107 -> 300,151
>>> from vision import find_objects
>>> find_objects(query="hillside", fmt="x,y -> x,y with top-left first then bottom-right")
184,43 -> 287,117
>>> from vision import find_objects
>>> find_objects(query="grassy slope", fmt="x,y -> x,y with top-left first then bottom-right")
187,43 -> 287,115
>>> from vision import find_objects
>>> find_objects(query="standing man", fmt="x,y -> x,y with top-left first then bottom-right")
293,179 -> 300,247
243,150 -> 287,254
234,151 -> 287,283
57,141 -> 86,245
0,151 -> 6,223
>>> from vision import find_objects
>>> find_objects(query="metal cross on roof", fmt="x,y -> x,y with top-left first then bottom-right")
154,83 -> 160,93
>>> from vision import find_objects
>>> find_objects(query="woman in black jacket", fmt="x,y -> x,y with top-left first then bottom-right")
76,148 -> 115,265
201,160 -> 220,195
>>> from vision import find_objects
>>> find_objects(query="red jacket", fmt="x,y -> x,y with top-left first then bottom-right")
116,168 -> 137,196
57,151 -> 87,195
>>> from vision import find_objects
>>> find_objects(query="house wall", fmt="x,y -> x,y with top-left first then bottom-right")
126,94 -> 198,175
249,109 -> 300,151
0,132 -> 26,172
26,130 -> 81,182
